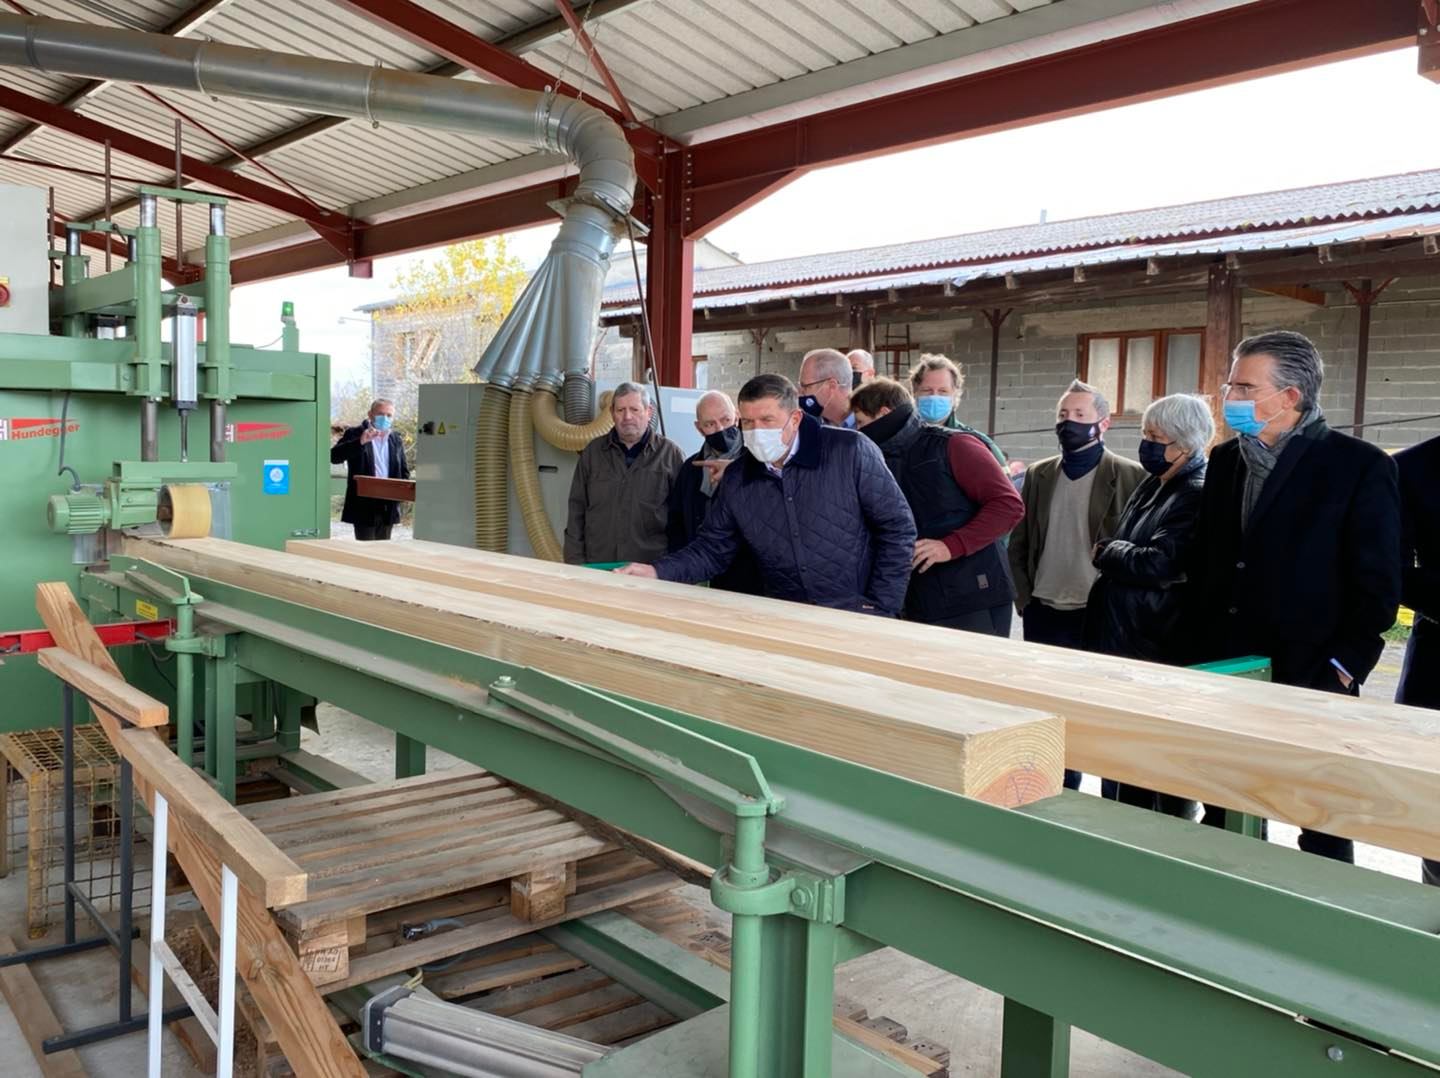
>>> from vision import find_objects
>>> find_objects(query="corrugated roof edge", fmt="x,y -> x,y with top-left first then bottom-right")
601,167 -> 1440,305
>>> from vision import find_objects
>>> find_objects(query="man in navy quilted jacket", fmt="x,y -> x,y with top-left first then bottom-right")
617,374 -> 917,616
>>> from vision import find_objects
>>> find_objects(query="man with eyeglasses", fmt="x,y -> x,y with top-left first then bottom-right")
1187,330 -> 1401,864
797,348 -> 859,428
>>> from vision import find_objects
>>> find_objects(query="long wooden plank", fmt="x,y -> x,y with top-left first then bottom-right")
34,582 -> 366,1078
0,935 -> 89,1078
36,647 -> 168,728
128,538 -> 1065,806
292,537 -> 1440,860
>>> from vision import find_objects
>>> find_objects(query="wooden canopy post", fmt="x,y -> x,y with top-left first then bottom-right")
1201,263 -> 1242,422
1341,277 -> 1395,441
983,308 -> 1012,436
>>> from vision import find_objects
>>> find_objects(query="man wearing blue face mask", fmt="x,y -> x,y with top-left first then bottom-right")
1187,330 -> 1401,864
331,398 -> 409,541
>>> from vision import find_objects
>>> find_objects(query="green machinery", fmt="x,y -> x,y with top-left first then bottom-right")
0,183 -> 329,727
73,554 -> 1440,1078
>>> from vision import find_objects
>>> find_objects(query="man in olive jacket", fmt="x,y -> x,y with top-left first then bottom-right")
564,382 -> 684,565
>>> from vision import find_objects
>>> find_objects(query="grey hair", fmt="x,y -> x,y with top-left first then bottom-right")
611,381 -> 652,410
695,389 -> 736,418
800,348 -> 852,389
1061,378 -> 1110,420
1142,393 -> 1215,455
368,398 -> 394,413
847,348 -> 876,372
1233,330 -> 1323,411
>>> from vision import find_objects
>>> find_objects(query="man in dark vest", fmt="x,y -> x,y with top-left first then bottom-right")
851,377 -> 1024,636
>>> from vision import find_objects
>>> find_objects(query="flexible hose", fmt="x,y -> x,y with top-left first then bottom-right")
561,371 -> 596,424
509,390 -> 565,562
532,387 -> 614,452
474,387 -> 510,552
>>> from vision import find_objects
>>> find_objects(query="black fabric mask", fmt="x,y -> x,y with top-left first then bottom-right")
1056,419 -> 1100,455
704,425 -> 741,454
799,395 -> 826,419
1138,439 -> 1171,476
851,371 -> 864,389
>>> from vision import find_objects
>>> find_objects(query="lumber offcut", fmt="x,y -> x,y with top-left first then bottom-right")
34,582 -> 365,1078
288,538 -> 1440,861
125,537 -> 1063,805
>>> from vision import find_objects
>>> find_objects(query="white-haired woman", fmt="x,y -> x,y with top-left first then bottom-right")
1084,393 -> 1214,815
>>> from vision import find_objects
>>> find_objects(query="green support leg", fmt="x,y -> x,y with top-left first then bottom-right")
250,682 -> 276,741
210,641 -> 238,802
395,733 -> 426,779
1001,998 -> 1070,1078
275,687 -> 304,753
746,914 -> 837,1077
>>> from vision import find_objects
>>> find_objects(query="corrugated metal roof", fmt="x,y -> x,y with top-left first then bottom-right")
599,206 -> 1440,317
597,171 -> 1440,310
0,0 -> 1067,260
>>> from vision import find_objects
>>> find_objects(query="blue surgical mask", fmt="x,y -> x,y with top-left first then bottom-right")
1221,400 -> 1266,437
371,414 -> 393,432
915,395 -> 952,424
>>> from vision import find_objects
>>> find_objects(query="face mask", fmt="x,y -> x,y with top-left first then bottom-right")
798,394 -> 825,419
915,395 -> 952,423
1223,398 -> 1273,437
1138,439 -> 1172,476
851,371 -> 864,390
744,426 -> 790,464
1056,419 -> 1099,455
371,414 -> 392,432
704,425 -> 740,454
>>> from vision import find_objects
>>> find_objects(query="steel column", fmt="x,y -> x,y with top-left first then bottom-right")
1001,999 -> 1070,1078
646,153 -> 694,387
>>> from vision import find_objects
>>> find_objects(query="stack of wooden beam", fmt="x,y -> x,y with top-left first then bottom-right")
124,535 -> 1440,858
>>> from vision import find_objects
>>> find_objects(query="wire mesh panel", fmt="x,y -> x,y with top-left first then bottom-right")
1,727 -> 150,937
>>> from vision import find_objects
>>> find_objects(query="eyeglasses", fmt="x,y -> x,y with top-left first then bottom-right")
1221,381 -> 1269,400
798,378 -> 835,392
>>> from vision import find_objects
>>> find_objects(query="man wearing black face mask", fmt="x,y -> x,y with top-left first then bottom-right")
1009,379 -> 1145,789
797,348 -> 858,428
666,390 -> 764,594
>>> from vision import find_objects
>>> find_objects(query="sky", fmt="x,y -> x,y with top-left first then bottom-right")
229,47 -> 1440,390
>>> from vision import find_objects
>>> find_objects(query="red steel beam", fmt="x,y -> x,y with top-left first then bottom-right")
645,153 -> 694,386
332,0 -> 663,188
1422,0 -> 1440,81
0,85 -> 353,255
553,0 -> 638,125
686,0 -> 1416,194
228,177 -> 577,284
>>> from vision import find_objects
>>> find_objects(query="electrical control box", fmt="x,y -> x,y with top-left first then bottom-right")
0,185 -> 50,336
414,381 -> 706,556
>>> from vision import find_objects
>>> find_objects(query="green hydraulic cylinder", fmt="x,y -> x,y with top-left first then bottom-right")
61,230 -> 86,338
728,814 -> 769,1078
133,196 -> 164,402
205,208 -> 231,404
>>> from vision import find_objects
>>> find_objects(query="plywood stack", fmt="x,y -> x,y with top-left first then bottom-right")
125,537 -> 1068,807
272,537 -> 1440,860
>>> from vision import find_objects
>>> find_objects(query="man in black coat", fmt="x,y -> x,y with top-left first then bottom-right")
666,390 -> 764,594
1394,434 -> 1440,886
331,398 -> 410,541
618,374 -> 916,615
1188,330 -> 1402,863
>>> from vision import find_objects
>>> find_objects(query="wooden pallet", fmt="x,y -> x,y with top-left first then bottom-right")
240,769 -> 629,986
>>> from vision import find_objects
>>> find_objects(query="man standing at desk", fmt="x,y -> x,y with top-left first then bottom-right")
332,398 -> 409,541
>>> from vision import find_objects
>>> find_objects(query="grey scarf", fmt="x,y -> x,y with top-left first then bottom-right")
1237,407 -> 1323,529
700,441 -> 743,497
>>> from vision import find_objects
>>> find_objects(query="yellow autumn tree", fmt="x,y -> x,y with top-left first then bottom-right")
370,236 -> 530,417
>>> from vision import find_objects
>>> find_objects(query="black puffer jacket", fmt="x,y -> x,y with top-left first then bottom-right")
1083,454 -> 1205,663
654,414 -> 916,614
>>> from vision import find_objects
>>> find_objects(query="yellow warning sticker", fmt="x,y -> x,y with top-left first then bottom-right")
436,422 -> 448,435
136,600 -> 159,621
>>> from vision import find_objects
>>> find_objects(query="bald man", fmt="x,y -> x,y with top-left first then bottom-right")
848,349 -> 876,385
667,390 -> 763,593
